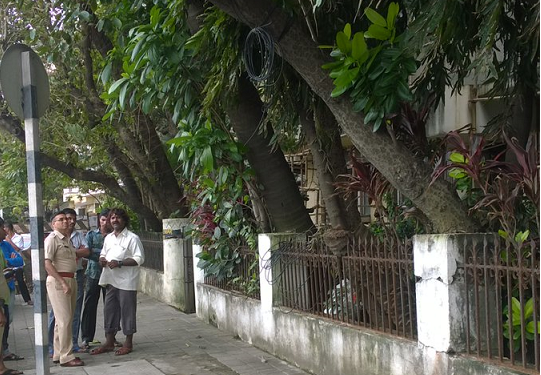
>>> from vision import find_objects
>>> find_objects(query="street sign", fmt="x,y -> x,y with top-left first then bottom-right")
0,43 -> 50,119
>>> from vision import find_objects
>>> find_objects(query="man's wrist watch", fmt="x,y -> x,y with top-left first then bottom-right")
118,261 -> 123,268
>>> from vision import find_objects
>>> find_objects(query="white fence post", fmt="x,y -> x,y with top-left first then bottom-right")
163,218 -> 195,312
414,233 -> 497,353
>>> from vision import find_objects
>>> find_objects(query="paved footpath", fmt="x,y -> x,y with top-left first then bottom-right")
6,293 -> 310,375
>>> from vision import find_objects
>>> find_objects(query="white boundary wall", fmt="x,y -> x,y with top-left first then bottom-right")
190,233 -> 529,375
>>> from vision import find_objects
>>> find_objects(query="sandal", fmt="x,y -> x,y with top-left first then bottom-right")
0,370 -> 24,375
90,346 -> 113,355
72,346 -> 88,354
3,353 -> 24,361
114,347 -> 132,356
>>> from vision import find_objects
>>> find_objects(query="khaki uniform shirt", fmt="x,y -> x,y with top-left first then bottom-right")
44,230 -> 77,273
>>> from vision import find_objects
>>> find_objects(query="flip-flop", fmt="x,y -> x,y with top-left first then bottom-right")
3,353 -> 24,361
90,346 -> 113,355
114,347 -> 132,356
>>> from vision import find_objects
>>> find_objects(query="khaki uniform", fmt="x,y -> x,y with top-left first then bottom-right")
45,230 -> 77,364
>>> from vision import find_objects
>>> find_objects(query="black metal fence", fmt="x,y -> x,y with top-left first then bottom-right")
462,236 -> 539,371
137,231 -> 164,272
265,236 -> 416,340
203,246 -> 260,299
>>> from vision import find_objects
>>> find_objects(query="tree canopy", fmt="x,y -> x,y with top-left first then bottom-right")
0,0 -> 537,244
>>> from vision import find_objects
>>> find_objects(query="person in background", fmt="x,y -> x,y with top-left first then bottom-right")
0,222 -> 25,362
3,223 -> 32,306
91,208 -> 144,356
0,219 -> 23,374
80,209 -> 111,348
48,208 -> 90,355
45,211 -> 84,367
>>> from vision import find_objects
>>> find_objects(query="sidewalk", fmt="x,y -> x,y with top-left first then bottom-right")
7,293 -> 310,375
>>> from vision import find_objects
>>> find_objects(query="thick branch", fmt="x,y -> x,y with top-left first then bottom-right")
209,0 -> 479,233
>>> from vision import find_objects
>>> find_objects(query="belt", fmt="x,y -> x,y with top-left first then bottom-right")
58,272 -> 75,278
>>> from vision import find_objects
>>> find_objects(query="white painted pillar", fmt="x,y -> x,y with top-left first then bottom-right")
192,242 -> 205,310
258,233 -> 307,312
163,218 -> 194,312
258,234 -> 274,312
414,233 -> 497,353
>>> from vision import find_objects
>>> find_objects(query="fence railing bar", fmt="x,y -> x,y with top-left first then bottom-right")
530,241 -> 540,371
494,240 -> 504,362
482,237 -> 491,358
473,239 -> 482,357
506,244 -> 515,365
517,245 -> 527,368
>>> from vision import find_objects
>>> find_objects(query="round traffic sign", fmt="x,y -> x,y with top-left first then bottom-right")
0,43 -> 50,120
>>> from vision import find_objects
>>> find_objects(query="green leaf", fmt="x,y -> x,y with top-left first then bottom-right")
524,297 -> 534,318
322,61 -> 344,70
336,31 -> 351,54
118,81 -> 129,109
449,168 -> 467,179
511,297 -> 521,315
331,85 -> 349,98
365,8 -> 387,27
150,5 -> 162,28
100,63 -> 112,86
108,78 -> 128,94
112,17 -> 122,29
449,152 -> 467,163
201,146 -> 214,171
396,80 -> 413,101
515,230 -> 530,244
343,23 -> 352,39
386,2 -> 400,30
351,32 -> 367,61
79,11 -> 90,21
131,37 -> 147,62
332,67 -> 359,93
365,24 -> 392,40
142,92 -> 154,113
352,96 -> 369,112
373,117 -> 383,132
364,109 -> 378,123
526,321 -> 538,334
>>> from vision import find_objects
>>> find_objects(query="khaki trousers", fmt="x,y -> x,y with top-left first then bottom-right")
46,275 -> 76,364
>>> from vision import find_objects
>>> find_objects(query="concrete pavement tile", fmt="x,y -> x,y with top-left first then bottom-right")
7,293 -> 311,375
84,359 -> 163,375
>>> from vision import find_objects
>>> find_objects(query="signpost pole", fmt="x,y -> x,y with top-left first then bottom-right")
21,51 -> 49,375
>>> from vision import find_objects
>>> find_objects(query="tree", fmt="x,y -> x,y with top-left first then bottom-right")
0,1 -> 188,230
207,0 -> 478,233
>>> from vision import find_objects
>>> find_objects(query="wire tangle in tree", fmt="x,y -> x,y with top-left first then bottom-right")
243,26 -> 276,83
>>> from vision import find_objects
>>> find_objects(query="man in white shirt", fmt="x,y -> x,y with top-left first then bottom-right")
91,208 -> 144,356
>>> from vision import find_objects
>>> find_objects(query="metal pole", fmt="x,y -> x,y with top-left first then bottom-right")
21,51 -> 49,375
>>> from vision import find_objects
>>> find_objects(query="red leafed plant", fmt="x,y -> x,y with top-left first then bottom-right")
432,130 -> 539,249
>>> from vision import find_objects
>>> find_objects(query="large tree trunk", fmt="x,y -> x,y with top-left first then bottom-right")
209,0 -> 478,233
227,75 -> 315,233
298,103 -> 364,233
115,112 -> 188,219
83,12 -> 188,221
